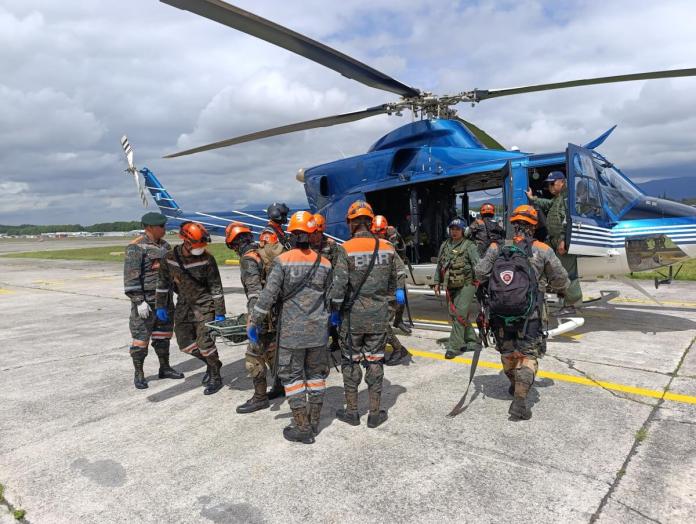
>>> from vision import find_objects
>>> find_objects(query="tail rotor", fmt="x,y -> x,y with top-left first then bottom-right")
120,135 -> 149,208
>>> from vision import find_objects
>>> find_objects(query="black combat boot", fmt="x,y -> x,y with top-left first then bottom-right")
393,308 -> 412,335
509,367 -> 534,420
385,346 -> 411,367
203,353 -> 223,395
267,376 -> 285,399
308,402 -> 323,435
236,378 -> 270,413
155,350 -> 185,380
336,389 -> 360,426
191,349 -> 212,385
367,388 -> 388,428
131,353 -> 148,390
283,407 -> 315,444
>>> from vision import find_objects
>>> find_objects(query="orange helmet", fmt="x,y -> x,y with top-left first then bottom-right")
510,205 -> 538,226
480,203 -> 495,217
225,222 -> 251,248
371,215 -> 388,235
259,231 -> 278,245
179,221 -> 210,248
287,211 -> 317,234
313,213 -> 326,233
346,200 -> 374,220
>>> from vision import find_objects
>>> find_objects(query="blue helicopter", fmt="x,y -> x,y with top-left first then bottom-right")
148,0 -> 696,288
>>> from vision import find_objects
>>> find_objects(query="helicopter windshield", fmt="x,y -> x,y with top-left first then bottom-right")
593,160 -> 642,218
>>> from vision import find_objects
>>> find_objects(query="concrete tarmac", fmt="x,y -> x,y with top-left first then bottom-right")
0,257 -> 695,523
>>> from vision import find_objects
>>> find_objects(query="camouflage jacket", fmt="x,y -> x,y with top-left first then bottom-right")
531,190 -> 567,246
156,245 -> 226,317
123,234 -> 171,304
434,238 -> 480,288
318,236 -> 342,267
330,231 -> 399,333
468,217 -> 505,256
475,236 -> 570,294
251,248 -> 332,349
239,243 -> 264,315
386,226 -> 407,260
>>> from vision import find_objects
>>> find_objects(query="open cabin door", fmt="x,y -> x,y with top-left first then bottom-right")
566,143 -> 610,256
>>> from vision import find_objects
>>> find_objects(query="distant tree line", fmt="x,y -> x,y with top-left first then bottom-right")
0,222 -> 142,235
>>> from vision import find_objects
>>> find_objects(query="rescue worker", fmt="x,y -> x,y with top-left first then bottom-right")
526,171 -> 582,314
434,217 -> 481,359
468,202 -> 505,256
261,202 -> 292,250
371,215 -> 410,366
331,201 -> 403,428
123,212 -> 184,389
225,222 -> 277,413
310,213 -> 341,266
384,219 -> 412,335
156,221 -> 226,395
475,205 -> 569,420
248,211 -> 332,444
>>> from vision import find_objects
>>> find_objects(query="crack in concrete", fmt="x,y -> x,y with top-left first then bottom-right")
589,336 -> 695,523
614,499 -> 662,523
552,355 -> 675,378
549,355 -> 654,407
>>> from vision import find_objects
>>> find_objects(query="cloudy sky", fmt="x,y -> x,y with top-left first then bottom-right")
1,0 -> 695,225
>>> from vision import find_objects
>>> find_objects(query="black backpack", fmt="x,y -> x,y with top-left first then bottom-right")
487,242 -> 538,326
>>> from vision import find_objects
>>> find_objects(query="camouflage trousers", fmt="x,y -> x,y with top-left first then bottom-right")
174,305 -> 217,357
245,332 -> 277,380
278,345 -> 329,410
446,285 -> 480,351
128,298 -> 174,357
385,300 -> 403,352
491,318 -> 545,358
339,331 -> 387,397
558,253 -> 583,306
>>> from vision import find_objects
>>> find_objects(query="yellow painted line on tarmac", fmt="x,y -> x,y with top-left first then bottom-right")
224,259 -> 240,266
408,348 -> 696,405
0,288 -> 15,294
413,318 -> 450,325
32,279 -> 63,286
609,297 -> 696,308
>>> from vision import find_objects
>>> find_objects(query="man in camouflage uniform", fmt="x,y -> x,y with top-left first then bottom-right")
476,205 -> 569,420
385,220 -> 412,335
434,217 -> 481,359
526,171 -> 582,314
330,201 -> 403,429
468,202 -> 505,256
371,215 -> 410,366
225,222 -> 277,413
124,212 -> 184,389
310,213 -> 341,267
248,211 -> 332,444
156,221 -> 226,395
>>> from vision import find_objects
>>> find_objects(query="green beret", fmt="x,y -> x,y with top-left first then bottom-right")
141,212 -> 167,226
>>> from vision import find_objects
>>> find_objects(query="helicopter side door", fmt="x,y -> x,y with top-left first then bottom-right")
566,143 -> 611,256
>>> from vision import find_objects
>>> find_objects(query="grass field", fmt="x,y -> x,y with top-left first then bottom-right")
3,243 -> 238,266
629,258 -> 696,281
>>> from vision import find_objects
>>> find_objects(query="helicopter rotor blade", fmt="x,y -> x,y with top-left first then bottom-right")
160,0 -> 420,98
454,117 -> 505,150
473,67 -> 696,101
164,105 -> 392,158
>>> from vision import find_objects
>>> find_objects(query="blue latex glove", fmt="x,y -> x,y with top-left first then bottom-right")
155,307 -> 170,322
330,311 -> 341,327
247,324 -> 259,344
214,315 -> 225,322
395,288 -> 406,305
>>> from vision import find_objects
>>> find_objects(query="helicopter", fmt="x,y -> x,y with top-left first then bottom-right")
146,0 -> 696,288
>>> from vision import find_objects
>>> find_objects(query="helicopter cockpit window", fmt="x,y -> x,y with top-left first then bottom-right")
594,162 -> 642,217
574,177 -> 602,218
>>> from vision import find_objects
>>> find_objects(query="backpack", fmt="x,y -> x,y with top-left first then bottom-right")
487,242 -> 538,326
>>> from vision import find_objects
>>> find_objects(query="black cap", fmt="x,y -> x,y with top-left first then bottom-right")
141,212 -> 167,226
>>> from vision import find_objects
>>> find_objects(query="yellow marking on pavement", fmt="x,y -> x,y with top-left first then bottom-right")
559,333 -> 584,341
413,318 -> 449,325
224,259 -> 240,266
408,349 -> 696,405
610,297 -> 696,308
0,288 -> 15,294
32,279 -> 63,286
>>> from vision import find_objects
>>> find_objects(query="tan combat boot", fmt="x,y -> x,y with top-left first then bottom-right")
367,388 -> 388,428
509,368 -> 534,420
283,407 -> 315,444
336,389 -> 360,426
308,402 -> 323,434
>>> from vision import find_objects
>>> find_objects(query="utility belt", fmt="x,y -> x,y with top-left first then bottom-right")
446,276 -> 473,289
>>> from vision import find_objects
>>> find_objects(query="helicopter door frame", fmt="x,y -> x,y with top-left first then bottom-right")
503,160 -> 528,239
566,143 -> 611,256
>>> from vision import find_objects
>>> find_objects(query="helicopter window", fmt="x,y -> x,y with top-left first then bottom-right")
594,163 -> 642,217
574,176 -> 603,218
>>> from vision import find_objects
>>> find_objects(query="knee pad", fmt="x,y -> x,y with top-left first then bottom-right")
515,367 -> 535,387
245,355 -> 266,379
